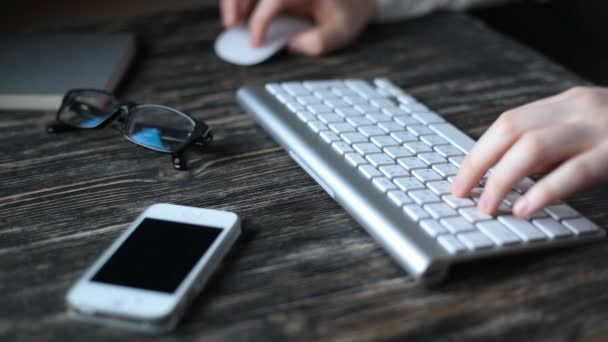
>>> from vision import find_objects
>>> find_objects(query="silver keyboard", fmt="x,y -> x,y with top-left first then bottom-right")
237,78 -> 605,284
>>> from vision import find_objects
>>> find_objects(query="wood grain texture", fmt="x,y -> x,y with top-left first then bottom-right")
2,2 -> 608,341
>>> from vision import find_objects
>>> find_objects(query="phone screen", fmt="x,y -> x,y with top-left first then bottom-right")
91,218 -> 221,293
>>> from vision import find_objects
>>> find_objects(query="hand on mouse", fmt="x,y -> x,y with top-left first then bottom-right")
220,0 -> 376,56
451,86 -> 608,218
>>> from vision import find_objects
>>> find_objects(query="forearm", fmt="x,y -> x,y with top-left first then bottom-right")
375,0 -> 510,22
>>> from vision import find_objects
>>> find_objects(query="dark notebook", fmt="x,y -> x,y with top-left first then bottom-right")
0,32 -> 135,111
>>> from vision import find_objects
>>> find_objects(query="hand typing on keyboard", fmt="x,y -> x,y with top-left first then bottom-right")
452,87 -> 608,218
219,0 -> 375,56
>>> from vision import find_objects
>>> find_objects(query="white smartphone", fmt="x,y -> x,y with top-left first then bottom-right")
66,203 -> 240,333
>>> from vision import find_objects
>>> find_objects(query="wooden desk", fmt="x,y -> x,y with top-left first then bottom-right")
3,3 -> 608,341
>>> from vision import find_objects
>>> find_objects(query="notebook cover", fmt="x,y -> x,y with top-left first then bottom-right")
0,32 -> 135,111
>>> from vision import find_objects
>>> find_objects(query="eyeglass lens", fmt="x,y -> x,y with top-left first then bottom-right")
125,107 -> 196,153
60,91 -> 116,128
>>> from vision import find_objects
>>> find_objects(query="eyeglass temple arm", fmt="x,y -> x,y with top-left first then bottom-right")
194,122 -> 213,146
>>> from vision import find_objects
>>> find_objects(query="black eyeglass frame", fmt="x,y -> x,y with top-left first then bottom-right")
47,89 -> 213,170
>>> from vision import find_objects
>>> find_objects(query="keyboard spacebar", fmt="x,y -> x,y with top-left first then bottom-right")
429,123 -> 475,154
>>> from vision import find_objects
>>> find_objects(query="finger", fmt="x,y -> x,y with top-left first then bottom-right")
452,99 -> 570,198
513,141 -> 608,217
249,0 -> 286,47
287,18 -> 354,56
477,124 -> 592,214
221,0 -> 241,26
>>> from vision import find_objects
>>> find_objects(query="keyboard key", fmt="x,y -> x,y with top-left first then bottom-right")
411,169 -> 443,183
448,156 -> 465,167
404,142 -> 433,154
420,135 -> 449,146
296,111 -> 316,123
498,216 -> 547,242
297,95 -> 322,105
424,203 -> 458,219
332,87 -> 359,97
427,181 -> 452,195
432,163 -> 459,177
345,153 -> 367,167
390,131 -> 418,143
434,145 -> 464,157
359,164 -> 382,179
378,121 -> 406,133
317,113 -> 344,124
437,235 -> 466,254
329,122 -> 356,134
442,195 -> 475,209
320,131 -> 340,144
341,132 -> 368,144
394,115 -> 419,126
379,165 -> 409,179
287,102 -> 305,112
366,153 -> 395,167
418,152 -> 447,166
562,217 -> 601,235
407,125 -> 434,136
307,104 -> 333,114
370,98 -> 397,108
397,157 -> 427,171
358,125 -> 387,137
371,136 -> 399,148
420,220 -> 447,237
382,107 -> 409,117
544,204 -> 580,220
313,90 -> 338,99
384,146 -> 413,159
282,83 -> 309,95
308,121 -> 328,133
335,107 -> 362,117
388,190 -> 413,207
356,104 -> 381,114
394,177 -> 425,191
353,143 -> 381,155
429,123 -> 474,153
503,191 -> 521,205
324,98 -> 350,108
265,83 -> 282,94
402,102 -> 429,112
440,217 -> 475,233
459,207 -> 493,223
513,178 -> 535,193
409,190 -> 441,205
458,232 -> 494,251
343,96 -> 368,105
346,116 -> 373,126
532,218 -> 573,239
412,111 -> 445,125
403,204 -> 430,221
366,113 -> 393,123
477,220 -> 521,246
331,142 -> 354,155
372,177 -> 397,193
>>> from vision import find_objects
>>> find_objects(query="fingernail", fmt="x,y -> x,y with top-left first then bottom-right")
513,197 -> 529,216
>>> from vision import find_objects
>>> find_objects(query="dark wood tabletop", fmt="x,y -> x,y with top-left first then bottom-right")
3,2 -> 608,341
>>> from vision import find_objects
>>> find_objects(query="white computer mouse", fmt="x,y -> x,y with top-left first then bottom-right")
214,16 -> 313,66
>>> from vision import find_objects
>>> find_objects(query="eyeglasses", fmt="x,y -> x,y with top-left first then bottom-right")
46,89 -> 213,170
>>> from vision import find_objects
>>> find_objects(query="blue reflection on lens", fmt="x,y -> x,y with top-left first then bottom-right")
130,128 -> 165,150
80,116 -> 104,128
